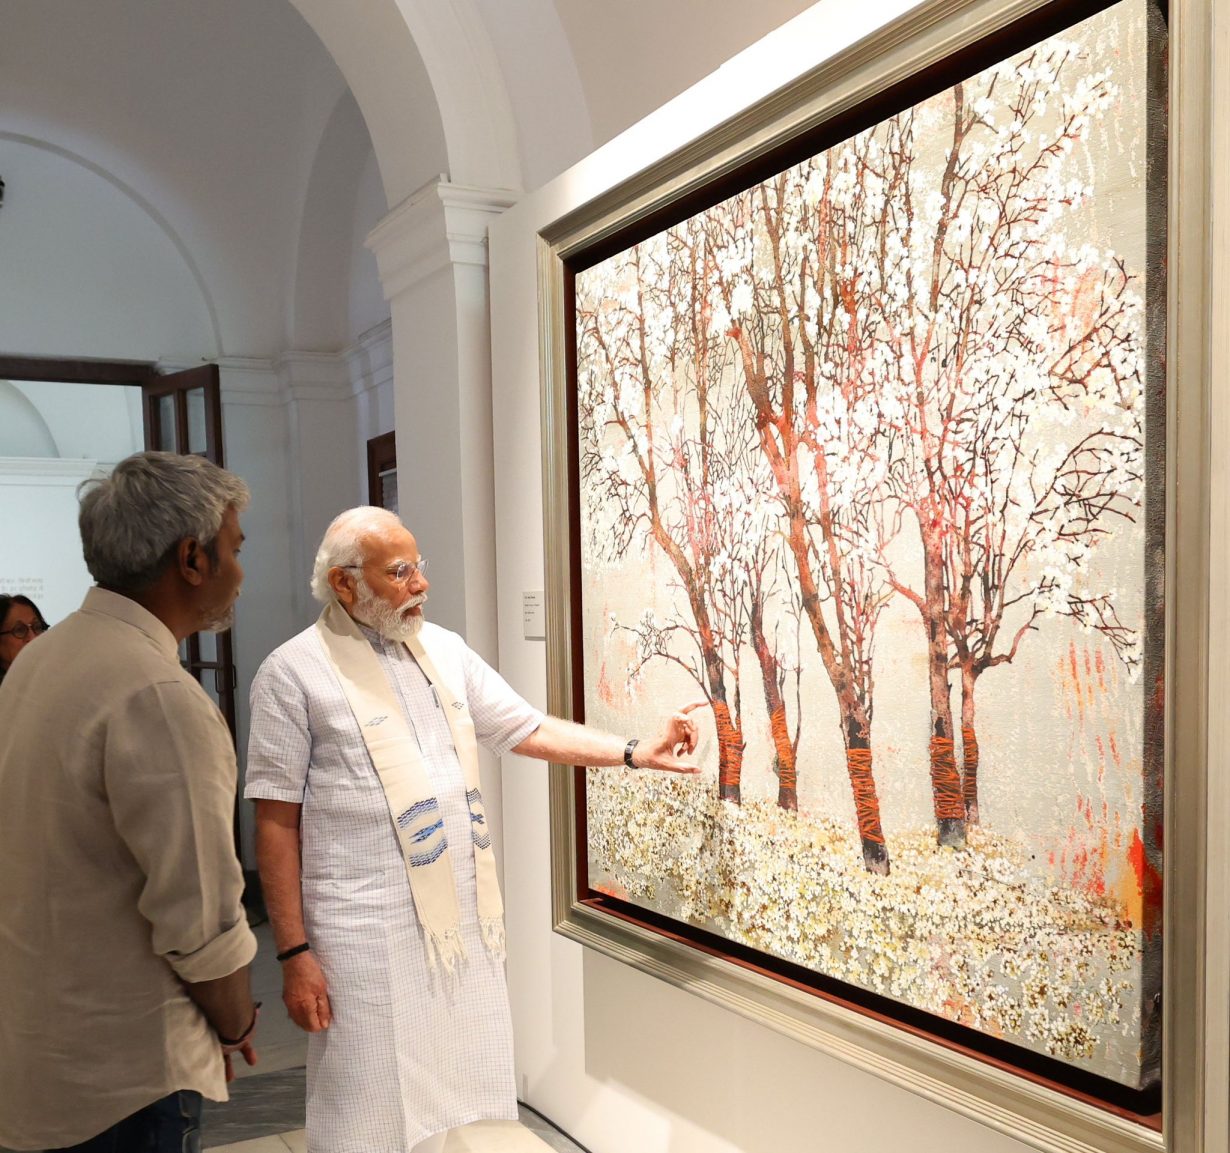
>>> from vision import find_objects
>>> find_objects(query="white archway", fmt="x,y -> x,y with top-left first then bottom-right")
285,0 -> 521,201
0,134 -> 222,360
0,383 -> 58,457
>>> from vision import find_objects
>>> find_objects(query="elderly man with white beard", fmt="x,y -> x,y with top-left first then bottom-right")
245,507 -> 700,1153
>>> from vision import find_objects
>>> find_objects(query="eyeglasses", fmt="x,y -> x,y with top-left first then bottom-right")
340,559 -> 429,584
0,621 -> 48,641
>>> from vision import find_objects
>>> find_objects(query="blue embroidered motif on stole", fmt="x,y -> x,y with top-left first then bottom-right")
396,798 -> 447,866
466,787 -> 492,850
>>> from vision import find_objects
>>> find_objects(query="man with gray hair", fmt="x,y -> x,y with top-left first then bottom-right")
0,451 -> 260,1153
246,506 -> 700,1153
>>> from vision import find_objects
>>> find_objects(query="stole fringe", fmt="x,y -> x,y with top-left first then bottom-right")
481,917 -> 506,963
425,925 -> 466,977
423,921 -> 507,977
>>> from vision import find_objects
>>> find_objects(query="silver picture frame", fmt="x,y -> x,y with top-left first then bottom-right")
536,0 -> 1227,1149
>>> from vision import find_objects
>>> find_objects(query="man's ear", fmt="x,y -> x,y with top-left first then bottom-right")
178,538 -> 206,586
328,566 -> 356,607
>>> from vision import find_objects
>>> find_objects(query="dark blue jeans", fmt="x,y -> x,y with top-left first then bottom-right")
46,1090 -> 202,1153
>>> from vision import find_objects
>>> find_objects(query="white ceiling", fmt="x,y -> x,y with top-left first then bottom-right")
551,0 -> 822,148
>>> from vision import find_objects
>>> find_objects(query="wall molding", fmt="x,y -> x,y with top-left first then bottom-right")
366,177 -> 519,301
0,457 -> 98,484
208,323 -> 394,411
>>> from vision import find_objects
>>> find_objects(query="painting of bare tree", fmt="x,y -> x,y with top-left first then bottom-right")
572,0 -> 1164,1092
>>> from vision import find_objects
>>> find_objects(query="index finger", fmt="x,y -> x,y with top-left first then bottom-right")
677,700 -> 707,715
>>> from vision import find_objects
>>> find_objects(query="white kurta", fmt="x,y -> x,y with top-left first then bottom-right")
245,621 -> 543,1153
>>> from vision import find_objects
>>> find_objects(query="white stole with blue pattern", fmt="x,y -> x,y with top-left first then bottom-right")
315,601 -> 505,972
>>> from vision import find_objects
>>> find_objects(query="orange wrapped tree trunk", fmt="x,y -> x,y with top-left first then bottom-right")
710,698 -> 744,803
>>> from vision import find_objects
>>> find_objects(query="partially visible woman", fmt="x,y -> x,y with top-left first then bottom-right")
0,595 -> 49,686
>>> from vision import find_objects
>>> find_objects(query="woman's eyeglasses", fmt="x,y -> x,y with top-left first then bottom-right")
0,621 -> 48,641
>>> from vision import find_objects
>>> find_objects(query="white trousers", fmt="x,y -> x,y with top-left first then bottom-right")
411,1132 -> 448,1153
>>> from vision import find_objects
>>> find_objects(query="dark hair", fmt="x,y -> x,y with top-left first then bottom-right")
0,594 -> 49,681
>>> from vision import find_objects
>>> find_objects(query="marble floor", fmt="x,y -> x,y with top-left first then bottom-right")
206,1103 -> 582,1152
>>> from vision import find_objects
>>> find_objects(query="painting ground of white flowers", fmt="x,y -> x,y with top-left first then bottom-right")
572,0 -> 1163,1093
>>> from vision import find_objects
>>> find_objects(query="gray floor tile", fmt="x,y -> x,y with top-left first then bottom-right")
202,1066 -> 306,1149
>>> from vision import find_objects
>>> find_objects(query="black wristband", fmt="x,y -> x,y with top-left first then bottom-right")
623,738 -> 639,769
276,942 -> 311,962
217,1001 -> 261,1046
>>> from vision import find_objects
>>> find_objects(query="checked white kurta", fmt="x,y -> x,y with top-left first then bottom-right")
245,620 -> 543,1153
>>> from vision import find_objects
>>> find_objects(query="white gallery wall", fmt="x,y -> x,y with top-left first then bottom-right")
0,141 -> 217,361
485,0 -> 1225,1150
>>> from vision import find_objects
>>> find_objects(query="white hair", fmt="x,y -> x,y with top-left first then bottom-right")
310,506 -> 405,604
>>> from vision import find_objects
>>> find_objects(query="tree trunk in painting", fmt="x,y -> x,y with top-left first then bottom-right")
750,594 -> 797,810
959,663 -> 981,824
844,714 -> 889,875
788,516 -> 891,870
920,517 -> 966,848
677,570 -> 743,805
729,337 -> 891,867
769,710 -> 797,811
710,695 -> 744,804
715,184 -> 893,873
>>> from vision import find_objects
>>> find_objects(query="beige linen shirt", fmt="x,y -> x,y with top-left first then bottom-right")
0,587 -> 257,1151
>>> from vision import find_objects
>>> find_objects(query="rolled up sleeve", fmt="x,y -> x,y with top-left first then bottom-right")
104,680 -> 256,982
164,913 -> 257,984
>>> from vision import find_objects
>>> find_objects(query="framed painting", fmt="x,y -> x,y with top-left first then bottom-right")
537,0 -> 1221,1150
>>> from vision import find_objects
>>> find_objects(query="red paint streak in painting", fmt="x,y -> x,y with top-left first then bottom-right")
592,880 -> 630,901
596,659 -> 616,707
1127,828 -> 1163,938
1068,642 -> 1084,723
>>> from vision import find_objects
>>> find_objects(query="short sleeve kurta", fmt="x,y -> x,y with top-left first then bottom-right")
245,620 -> 542,1153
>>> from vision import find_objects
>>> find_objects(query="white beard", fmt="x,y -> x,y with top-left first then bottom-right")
354,587 -> 426,643
203,607 -> 235,634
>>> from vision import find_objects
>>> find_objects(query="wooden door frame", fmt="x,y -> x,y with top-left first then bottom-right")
0,354 -> 156,388
366,429 -> 397,509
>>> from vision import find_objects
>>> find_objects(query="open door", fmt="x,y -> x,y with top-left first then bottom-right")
141,365 -> 238,743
